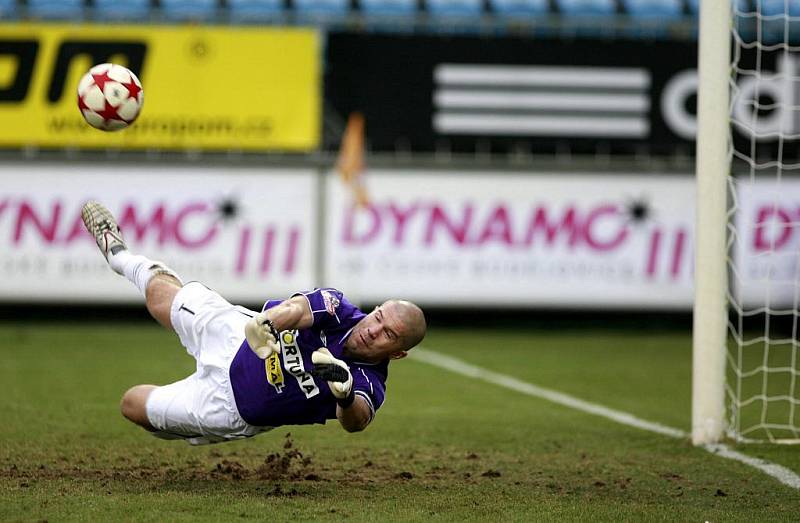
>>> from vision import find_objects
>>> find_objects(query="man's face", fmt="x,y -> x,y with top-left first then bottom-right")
343,301 -> 408,363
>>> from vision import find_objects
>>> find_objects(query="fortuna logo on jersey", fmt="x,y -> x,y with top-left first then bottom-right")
276,330 -> 319,398
264,352 -> 285,393
321,290 -> 340,315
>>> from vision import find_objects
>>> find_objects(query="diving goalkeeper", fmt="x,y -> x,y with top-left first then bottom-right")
82,201 -> 426,445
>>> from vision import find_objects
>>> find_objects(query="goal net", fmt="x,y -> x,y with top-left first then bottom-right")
719,1 -> 800,443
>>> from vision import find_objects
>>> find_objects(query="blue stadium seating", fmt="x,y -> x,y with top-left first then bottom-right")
489,0 -> 550,17
622,0 -> 682,18
293,0 -> 349,16
758,0 -> 800,44
160,0 -> 218,22
759,0 -> 800,16
685,1 -> 772,43
0,0 -> 17,19
26,0 -> 84,19
426,0 -> 484,18
228,0 -> 284,23
6,0 -> 706,41
293,0 -> 350,25
360,0 -> 418,16
360,0 -> 417,32
556,0 -> 616,15
93,0 -> 151,21
425,0 -> 484,34
555,0 -> 617,37
621,0 -> 683,38
686,0 -> 751,15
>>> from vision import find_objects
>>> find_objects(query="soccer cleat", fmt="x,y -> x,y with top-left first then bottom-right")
81,200 -> 128,261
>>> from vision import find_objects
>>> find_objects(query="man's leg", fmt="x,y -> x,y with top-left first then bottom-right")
81,201 -> 183,329
82,201 -> 185,430
145,276 -> 182,329
117,275 -> 181,430
120,384 -> 157,430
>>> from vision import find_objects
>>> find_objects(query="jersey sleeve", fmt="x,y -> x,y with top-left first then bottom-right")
350,364 -> 387,421
263,299 -> 282,311
291,288 -> 359,333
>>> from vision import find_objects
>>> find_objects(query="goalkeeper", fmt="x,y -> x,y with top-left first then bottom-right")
81,201 -> 426,445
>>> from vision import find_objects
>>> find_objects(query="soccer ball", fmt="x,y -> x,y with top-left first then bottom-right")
77,63 -> 143,131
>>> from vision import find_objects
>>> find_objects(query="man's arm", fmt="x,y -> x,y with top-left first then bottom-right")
245,295 -> 313,358
260,295 -> 314,331
336,396 -> 372,433
311,348 -> 375,433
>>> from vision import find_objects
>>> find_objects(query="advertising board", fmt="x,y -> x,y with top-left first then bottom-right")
0,164 -> 317,303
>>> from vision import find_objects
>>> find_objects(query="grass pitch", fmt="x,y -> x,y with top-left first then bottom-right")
2,321 -> 799,521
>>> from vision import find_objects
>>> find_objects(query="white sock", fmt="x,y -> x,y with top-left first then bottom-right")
108,249 -> 181,297
123,254 -> 159,296
108,254 -> 155,296
108,249 -> 132,275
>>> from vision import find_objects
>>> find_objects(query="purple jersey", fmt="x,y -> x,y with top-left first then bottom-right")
229,288 -> 388,428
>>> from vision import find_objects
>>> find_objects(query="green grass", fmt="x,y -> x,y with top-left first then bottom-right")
1,322 -> 800,521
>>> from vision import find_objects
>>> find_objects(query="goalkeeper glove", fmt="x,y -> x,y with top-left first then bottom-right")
311,348 -> 354,407
244,311 -> 281,359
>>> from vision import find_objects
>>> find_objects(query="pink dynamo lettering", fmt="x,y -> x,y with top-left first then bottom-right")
65,208 -> 91,243
524,207 -> 580,247
338,199 -> 635,251
646,229 -> 662,277
235,226 -> 252,275
14,201 -> 61,243
343,204 -> 381,244
284,226 -> 300,274
671,229 -> 687,278
476,205 -> 513,245
260,227 -> 275,275
387,203 -> 420,244
583,205 -> 627,251
118,204 -> 169,244
424,203 -> 473,246
172,203 -> 217,248
754,207 -> 793,251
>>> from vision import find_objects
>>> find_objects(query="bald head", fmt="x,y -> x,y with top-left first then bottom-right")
384,299 -> 426,351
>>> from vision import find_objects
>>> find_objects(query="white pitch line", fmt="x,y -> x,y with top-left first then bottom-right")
411,348 -> 800,490
702,444 -> 800,489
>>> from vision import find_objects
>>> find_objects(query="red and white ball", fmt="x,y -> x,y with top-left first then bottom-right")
77,63 -> 143,131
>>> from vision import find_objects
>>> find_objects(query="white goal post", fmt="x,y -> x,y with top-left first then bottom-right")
693,0 -> 800,445
692,0 -> 731,445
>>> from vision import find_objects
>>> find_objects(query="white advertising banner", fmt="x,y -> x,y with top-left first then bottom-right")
734,178 -> 800,308
0,164 -> 316,303
326,171 -> 695,308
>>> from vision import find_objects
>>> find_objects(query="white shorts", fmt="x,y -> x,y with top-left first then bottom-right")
145,282 -> 269,445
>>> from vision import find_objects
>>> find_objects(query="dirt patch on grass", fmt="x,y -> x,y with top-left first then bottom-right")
2,436 -> 504,488
205,434 -> 318,482
2,433 -> 320,484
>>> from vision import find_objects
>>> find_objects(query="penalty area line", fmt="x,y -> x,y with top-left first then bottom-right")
411,348 -> 800,490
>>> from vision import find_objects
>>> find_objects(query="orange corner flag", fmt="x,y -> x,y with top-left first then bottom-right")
336,112 -> 370,208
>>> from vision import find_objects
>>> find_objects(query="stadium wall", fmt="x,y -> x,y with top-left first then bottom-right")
2,162 -> 792,310
0,162 -> 698,309
0,22 -> 699,313
2,22 -> 797,312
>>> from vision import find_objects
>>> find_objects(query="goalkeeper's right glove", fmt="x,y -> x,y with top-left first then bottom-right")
244,311 -> 280,359
311,348 -> 354,407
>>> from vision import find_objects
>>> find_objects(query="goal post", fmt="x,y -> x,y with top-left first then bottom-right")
692,0 -> 732,446
694,1 -> 800,445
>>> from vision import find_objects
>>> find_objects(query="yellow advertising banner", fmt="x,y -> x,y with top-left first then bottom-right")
0,24 -> 319,151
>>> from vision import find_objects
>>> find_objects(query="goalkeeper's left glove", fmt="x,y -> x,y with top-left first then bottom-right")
311,348 -> 354,407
